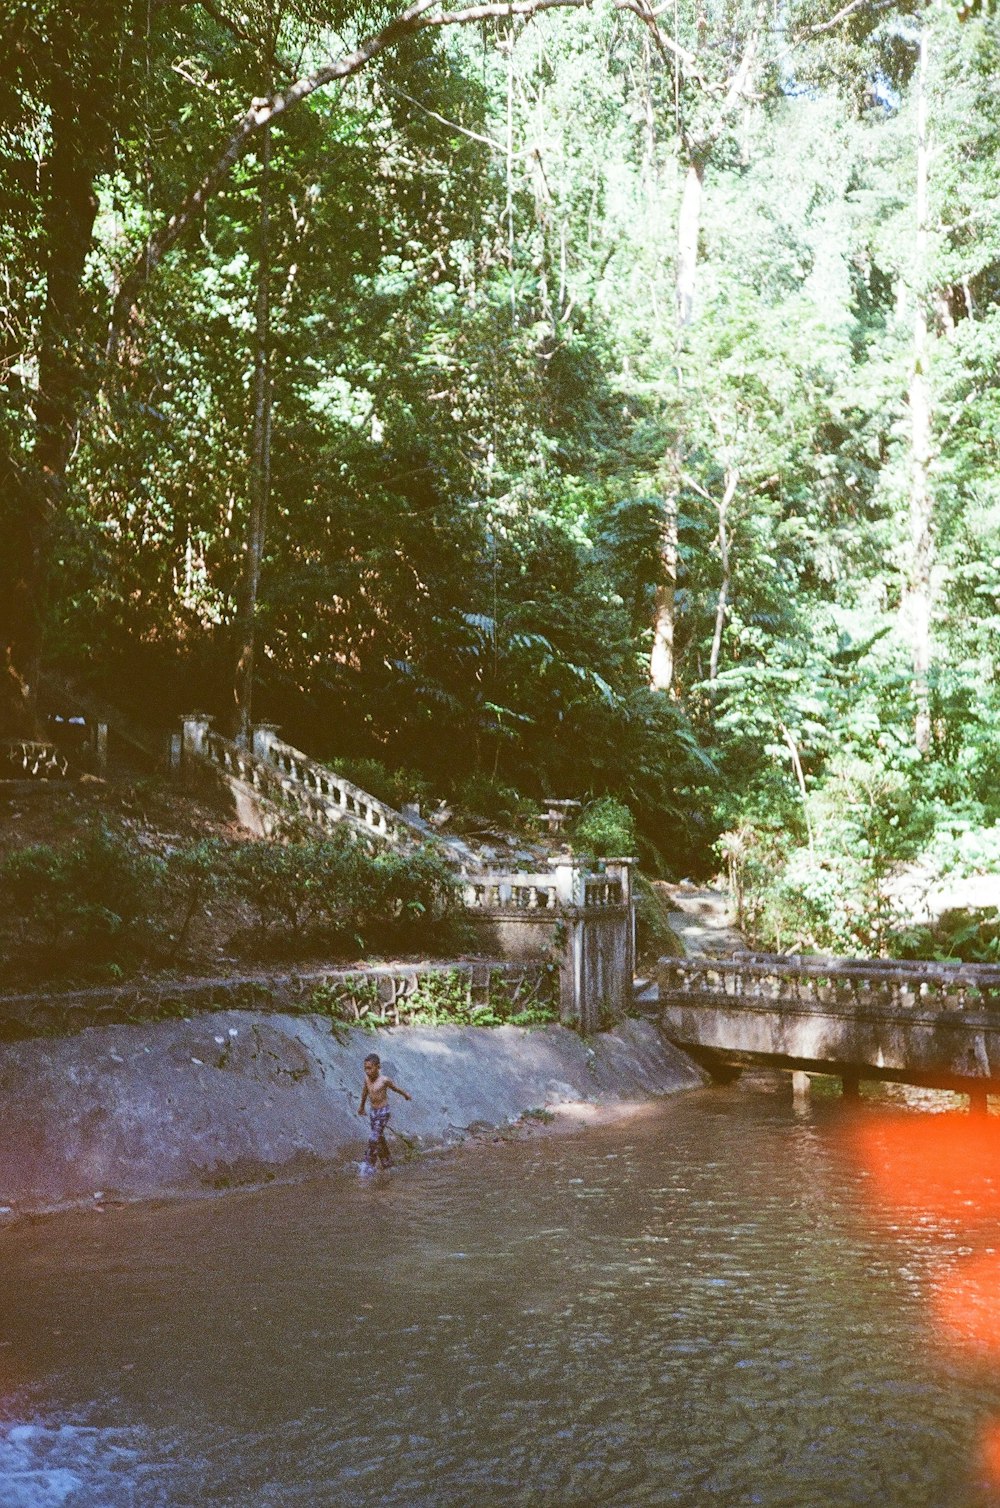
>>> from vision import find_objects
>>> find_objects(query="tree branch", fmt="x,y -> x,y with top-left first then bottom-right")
108,0 -> 509,353
789,0 -> 899,42
107,0 -> 719,354
383,83 -> 505,150
612,0 -> 702,79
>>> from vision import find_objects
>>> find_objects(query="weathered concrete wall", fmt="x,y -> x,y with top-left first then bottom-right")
0,1016 -> 706,1220
464,904 -> 634,1031
571,905 -> 634,1033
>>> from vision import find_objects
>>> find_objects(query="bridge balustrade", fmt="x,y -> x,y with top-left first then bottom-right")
659,954 -> 1000,1014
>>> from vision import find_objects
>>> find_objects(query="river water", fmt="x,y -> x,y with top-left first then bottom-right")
2,1081 -> 1000,1508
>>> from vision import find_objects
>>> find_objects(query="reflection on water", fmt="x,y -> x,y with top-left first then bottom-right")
2,1083 -> 1000,1507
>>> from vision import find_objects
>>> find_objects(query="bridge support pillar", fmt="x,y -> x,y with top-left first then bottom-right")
841,1069 -> 861,1100
968,1084 -> 989,1115
791,1071 -> 811,1102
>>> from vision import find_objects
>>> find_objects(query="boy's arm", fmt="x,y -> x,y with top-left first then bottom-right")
386,1078 -> 412,1101
358,1082 -> 369,1115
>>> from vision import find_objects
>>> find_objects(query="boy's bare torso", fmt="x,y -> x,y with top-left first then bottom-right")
364,1072 -> 392,1109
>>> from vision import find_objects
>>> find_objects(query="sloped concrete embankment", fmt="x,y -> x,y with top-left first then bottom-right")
0,1016 -> 706,1219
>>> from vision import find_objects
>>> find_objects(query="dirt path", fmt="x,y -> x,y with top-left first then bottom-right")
648,881 -> 747,958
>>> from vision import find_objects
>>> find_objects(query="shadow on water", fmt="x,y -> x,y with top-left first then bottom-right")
3,1078 -> 1000,1506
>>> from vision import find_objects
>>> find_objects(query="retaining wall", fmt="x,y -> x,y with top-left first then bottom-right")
0,1016 -> 706,1220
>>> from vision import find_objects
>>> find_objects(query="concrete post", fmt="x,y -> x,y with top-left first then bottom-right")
841,1069 -> 861,1100
604,857 -> 638,983
180,713 -> 214,784
548,858 -> 585,1028
252,722 -> 281,765
549,857 -> 586,907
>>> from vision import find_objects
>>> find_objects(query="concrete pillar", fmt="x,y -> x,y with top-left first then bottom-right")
841,1069 -> 861,1100
547,859 -> 584,1028
604,857 -> 638,982
252,722 -> 281,764
561,917 -> 587,1030
180,713 -> 214,784
549,857 -> 586,907
791,1070 -> 811,1101
968,1084 -> 989,1115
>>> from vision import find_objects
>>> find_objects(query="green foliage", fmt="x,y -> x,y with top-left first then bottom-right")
335,759 -> 434,813
304,965 -> 559,1026
8,0 -> 1000,936
0,824 -> 466,981
449,773 -> 537,830
911,909 -> 1000,965
223,833 -> 461,956
0,823 -> 164,963
572,796 -> 637,859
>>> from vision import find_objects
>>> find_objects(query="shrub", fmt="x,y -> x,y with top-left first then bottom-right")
336,758 -> 434,813
222,831 -> 462,957
572,796 -> 637,858
449,773 -> 538,830
0,822 -> 164,962
306,966 -> 559,1027
167,839 -> 227,954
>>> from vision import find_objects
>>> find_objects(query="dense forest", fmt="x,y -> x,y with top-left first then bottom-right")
3,0 -> 1000,957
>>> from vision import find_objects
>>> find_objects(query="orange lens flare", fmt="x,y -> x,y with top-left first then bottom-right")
978,1416 -> 1000,1494
847,1109 -> 1000,1496
848,1111 -> 1000,1221
932,1252 -> 1000,1353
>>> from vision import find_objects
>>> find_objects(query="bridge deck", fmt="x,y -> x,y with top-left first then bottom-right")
658,954 -> 1000,1095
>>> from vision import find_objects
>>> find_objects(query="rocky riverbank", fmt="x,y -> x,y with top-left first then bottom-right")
0,1014 -> 706,1220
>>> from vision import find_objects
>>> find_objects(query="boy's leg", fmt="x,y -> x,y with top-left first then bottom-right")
372,1107 -> 392,1167
366,1108 -> 383,1165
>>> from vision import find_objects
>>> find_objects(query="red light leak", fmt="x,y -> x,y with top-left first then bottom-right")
847,1109 -> 1000,1496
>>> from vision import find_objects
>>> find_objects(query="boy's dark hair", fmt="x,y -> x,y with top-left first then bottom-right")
364,1053 -> 380,1067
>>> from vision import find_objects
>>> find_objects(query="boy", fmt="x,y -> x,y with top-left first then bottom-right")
358,1053 -> 412,1168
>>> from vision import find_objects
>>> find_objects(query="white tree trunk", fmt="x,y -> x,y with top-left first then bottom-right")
907,18 -> 934,755
676,156 -> 703,328
708,467 -> 738,681
234,114 -> 273,745
649,489 -> 678,691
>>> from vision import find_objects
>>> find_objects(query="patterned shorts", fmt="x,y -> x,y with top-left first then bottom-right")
367,1106 -> 391,1159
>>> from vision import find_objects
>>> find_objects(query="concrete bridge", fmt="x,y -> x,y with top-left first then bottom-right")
657,953 -> 1000,1108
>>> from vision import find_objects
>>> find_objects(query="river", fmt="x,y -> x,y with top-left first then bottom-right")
2,1080 -> 1000,1507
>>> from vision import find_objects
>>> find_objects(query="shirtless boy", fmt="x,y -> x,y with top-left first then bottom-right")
358,1053 -> 411,1168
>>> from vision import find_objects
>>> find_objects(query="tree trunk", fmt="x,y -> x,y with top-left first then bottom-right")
647,151 -> 704,691
648,2 -> 760,689
649,487 -> 678,691
907,18 -> 934,755
676,152 -> 704,328
708,467 -> 738,681
0,15 -> 111,737
233,115 -> 274,746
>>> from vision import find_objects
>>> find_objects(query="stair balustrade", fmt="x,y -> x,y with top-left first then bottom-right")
182,714 -> 637,1031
